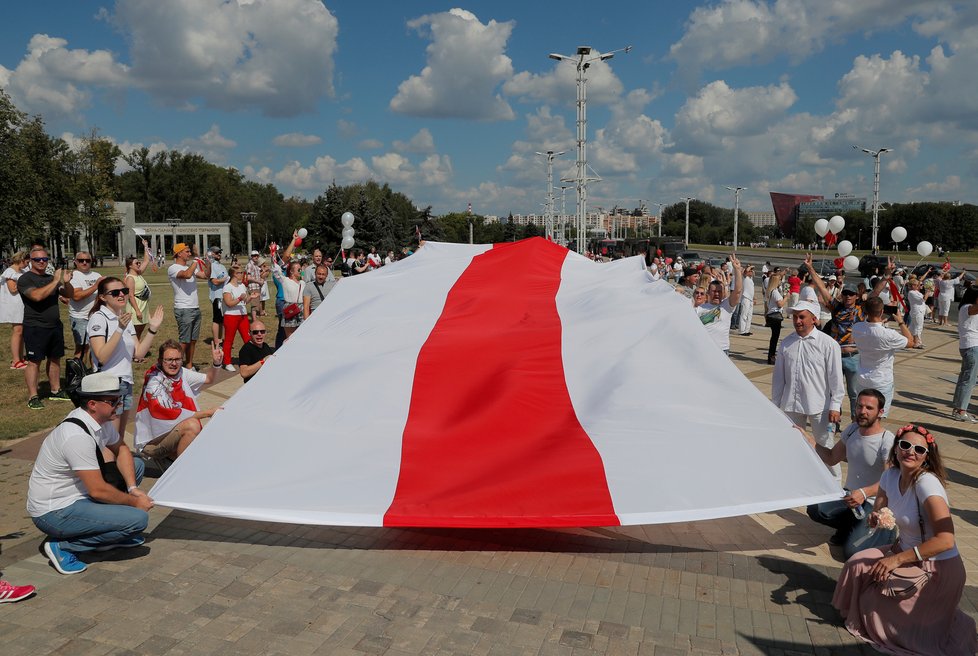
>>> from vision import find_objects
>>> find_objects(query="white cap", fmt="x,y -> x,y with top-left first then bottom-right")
250,250 -> 260,256
76,372 -> 122,397
788,299 -> 821,321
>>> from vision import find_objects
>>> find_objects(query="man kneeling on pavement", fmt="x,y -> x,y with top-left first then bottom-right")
27,372 -> 153,575
800,388 -> 898,559
133,338 -> 222,463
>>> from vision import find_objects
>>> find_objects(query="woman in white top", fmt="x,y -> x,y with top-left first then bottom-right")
87,277 -> 164,438
936,270 -> 967,326
220,266 -> 256,371
764,270 -> 786,365
905,276 -> 930,349
0,251 -> 27,369
951,287 -> 978,422
124,238 -> 158,343
832,424 -> 976,655
270,234 -> 305,339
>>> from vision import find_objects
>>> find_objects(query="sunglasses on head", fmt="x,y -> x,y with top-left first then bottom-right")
251,329 -> 266,335
105,288 -> 129,297
897,439 -> 928,456
31,256 -> 50,262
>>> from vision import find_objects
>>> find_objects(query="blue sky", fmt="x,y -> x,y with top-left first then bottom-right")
2,1 -> 977,217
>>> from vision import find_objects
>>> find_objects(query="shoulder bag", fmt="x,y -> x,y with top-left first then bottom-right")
61,418 -> 129,493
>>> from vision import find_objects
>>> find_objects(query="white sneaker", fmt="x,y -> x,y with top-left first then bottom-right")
223,364 -> 236,372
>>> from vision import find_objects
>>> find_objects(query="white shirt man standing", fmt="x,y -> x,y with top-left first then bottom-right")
67,252 -> 103,363
167,243 -> 210,367
772,299 -> 844,479
851,296 -> 912,416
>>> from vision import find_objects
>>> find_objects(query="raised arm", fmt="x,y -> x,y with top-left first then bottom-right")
803,253 -> 834,307
727,254 -> 743,307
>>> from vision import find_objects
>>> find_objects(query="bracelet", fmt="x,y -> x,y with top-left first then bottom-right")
127,485 -> 138,493
858,488 -> 866,503
148,328 -> 158,335
913,546 -> 922,561
213,362 -> 221,368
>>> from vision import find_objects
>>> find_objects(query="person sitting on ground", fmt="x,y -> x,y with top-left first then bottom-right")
802,388 -> 896,559
238,319 -> 275,383
832,424 -> 977,655
133,339 -> 223,463
27,372 -> 153,575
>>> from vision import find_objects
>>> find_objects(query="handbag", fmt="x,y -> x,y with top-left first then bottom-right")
879,482 -> 932,599
62,418 -> 129,493
282,302 -> 301,320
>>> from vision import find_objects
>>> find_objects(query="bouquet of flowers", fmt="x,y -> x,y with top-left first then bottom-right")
868,507 -> 896,535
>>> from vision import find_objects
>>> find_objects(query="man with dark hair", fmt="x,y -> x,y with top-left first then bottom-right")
17,245 -> 72,409
28,372 -> 153,575
802,388 -> 896,558
852,296 -> 912,416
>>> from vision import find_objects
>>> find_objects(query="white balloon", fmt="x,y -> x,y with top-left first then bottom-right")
837,240 -> 853,257
828,215 -> 845,234
814,218 -> 829,237
342,227 -> 355,239
297,228 -> 308,239
843,255 -> 860,272
341,211 -> 355,227
891,226 -> 907,243
916,241 -> 933,258
341,235 -> 355,249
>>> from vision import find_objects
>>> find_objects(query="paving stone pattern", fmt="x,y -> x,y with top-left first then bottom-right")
1,318 -> 976,655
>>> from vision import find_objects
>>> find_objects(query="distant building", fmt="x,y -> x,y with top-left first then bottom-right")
798,196 -> 866,221
748,211 -> 777,228
770,192 -> 822,236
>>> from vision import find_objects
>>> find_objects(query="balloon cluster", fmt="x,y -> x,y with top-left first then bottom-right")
341,212 -> 356,250
888,225 -> 932,258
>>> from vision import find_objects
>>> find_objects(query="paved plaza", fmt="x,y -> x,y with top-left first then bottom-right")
2,315 -> 977,655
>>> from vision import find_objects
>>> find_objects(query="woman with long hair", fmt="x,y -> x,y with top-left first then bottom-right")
87,277 -> 164,438
220,265 -> 256,371
1,251 -> 28,369
832,424 -> 976,654
764,270 -> 786,365
124,238 -> 158,343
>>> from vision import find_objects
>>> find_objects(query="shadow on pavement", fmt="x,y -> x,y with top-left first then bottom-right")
740,634 -> 871,655
757,555 -> 839,625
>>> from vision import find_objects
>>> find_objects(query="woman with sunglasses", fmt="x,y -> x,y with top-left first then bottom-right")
832,424 -> 976,655
764,270 -> 786,365
87,277 -> 165,439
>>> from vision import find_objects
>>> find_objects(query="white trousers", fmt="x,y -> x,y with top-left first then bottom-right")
785,410 -> 841,481
738,299 -> 754,334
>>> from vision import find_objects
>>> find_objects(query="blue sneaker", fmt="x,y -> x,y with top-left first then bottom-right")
94,536 -> 145,552
42,540 -> 87,575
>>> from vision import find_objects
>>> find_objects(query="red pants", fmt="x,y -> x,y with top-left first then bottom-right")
222,314 -> 251,365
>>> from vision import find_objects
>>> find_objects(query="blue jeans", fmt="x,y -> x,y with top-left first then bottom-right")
952,346 -> 978,413
32,458 -> 147,553
840,354 -> 860,417
807,499 -> 897,560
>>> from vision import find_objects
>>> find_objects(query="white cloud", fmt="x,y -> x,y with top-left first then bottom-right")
371,153 -> 416,185
393,128 -> 436,153
110,0 -> 338,116
390,8 -> 515,120
273,156 -> 373,191
358,139 -> 384,150
906,175 -> 962,196
504,51 -> 626,105
337,119 -> 359,138
419,154 -> 453,185
272,132 -> 322,147
180,124 -> 236,163
669,0 -> 952,83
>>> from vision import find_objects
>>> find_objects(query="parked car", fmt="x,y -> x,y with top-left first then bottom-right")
676,251 -> 704,268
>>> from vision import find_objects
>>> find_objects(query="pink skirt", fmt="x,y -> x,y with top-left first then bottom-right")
833,547 -> 977,655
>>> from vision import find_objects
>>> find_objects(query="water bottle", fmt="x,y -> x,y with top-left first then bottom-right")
844,488 -> 866,519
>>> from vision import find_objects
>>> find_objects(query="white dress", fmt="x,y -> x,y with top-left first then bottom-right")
0,267 -> 24,324
906,290 -> 926,338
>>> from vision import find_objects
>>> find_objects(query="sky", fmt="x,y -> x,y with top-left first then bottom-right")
2,0 -> 978,218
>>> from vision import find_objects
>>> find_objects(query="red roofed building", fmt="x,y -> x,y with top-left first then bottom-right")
770,192 -> 822,237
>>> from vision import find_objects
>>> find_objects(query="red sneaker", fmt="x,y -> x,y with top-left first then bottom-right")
0,580 -> 36,603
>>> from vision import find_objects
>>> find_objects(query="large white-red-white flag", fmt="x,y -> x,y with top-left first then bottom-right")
149,239 -> 839,527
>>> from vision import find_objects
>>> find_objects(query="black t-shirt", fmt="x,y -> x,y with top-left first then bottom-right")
238,341 -> 275,382
17,270 -> 62,328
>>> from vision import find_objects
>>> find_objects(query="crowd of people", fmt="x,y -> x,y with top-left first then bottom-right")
671,249 -> 977,654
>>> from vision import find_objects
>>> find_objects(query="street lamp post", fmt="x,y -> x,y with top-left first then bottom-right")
166,217 -> 182,252
240,212 -> 257,255
550,44 -> 631,254
724,186 -> 746,253
853,145 -> 891,253
559,185 -> 571,245
680,197 -> 694,248
654,203 -> 665,238
535,150 -> 565,241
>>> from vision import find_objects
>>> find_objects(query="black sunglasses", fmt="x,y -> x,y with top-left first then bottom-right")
31,257 -> 50,262
75,258 -> 92,263
105,288 -> 129,297
897,439 -> 928,456
251,329 -> 266,335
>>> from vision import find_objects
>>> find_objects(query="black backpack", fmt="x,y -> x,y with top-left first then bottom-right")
64,357 -> 91,403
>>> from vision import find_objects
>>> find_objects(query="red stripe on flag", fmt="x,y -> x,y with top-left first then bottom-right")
384,239 -> 619,527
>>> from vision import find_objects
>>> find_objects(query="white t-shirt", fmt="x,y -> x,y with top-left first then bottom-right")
0,266 -> 24,323
880,469 -> 958,561
68,270 -> 102,319
27,408 -> 121,517
959,304 -> 978,350
938,278 -> 957,296
907,289 -> 926,312
208,261 -> 229,302
800,286 -> 818,303
86,309 -> 137,383
766,288 -> 783,316
168,263 -> 199,309
741,277 -> 755,306
852,321 -> 908,389
222,281 -> 249,316
695,299 -> 735,351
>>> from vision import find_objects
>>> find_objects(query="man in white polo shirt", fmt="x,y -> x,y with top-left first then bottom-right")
772,299 -> 843,480
167,243 -> 210,367
67,251 -> 103,364
694,253 -> 743,354
852,296 -> 912,416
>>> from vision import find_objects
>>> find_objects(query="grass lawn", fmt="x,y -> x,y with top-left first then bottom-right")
0,267 -> 229,442
689,244 -> 978,266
